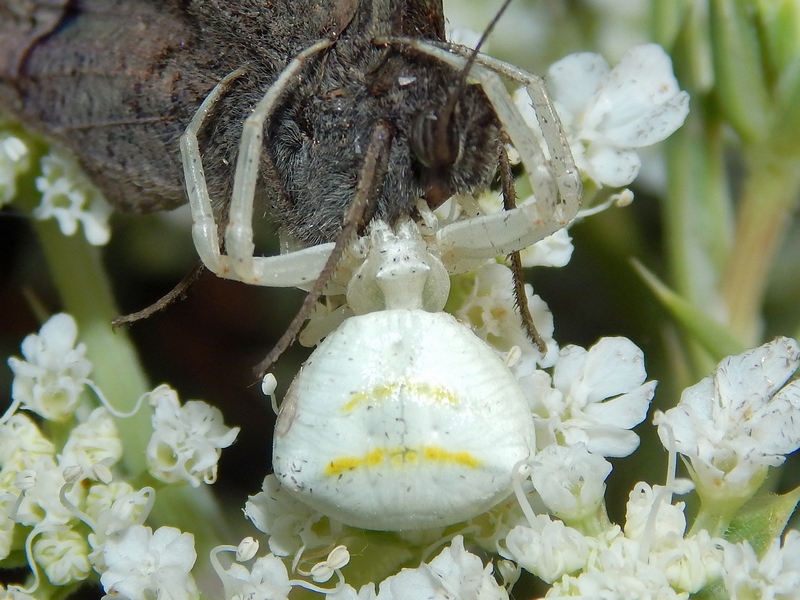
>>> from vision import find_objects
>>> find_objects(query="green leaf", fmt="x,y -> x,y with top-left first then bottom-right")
725,485 -> 800,556
709,0 -> 771,142
692,485 -> 800,599
632,259 -> 745,361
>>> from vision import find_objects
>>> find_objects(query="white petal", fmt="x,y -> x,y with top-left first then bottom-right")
585,145 -> 642,187
579,425 -> 641,458
715,337 -> 800,415
750,380 -> 800,454
37,313 -> 80,356
587,44 -> 688,146
580,337 -> 647,403
584,381 -> 655,429
547,52 -> 610,118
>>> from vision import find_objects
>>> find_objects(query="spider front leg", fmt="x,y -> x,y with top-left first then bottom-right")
180,39 -> 335,288
382,38 -> 582,271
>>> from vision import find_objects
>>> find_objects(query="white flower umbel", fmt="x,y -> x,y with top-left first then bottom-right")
515,43 -> 690,188
525,337 -> 656,457
654,337 -> 800,507
720,530 -> 800,599
34,149 -> 113,246
6,313 -> 93,423
376,536 -> 508,600
100,525 -> 199,600
0,133 -> 30,206
146,384 -> 240,487
541,479 -> 724,599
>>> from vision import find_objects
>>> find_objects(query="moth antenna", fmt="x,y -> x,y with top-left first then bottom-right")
111,263 -> 205,327
112,149 -> 235,329
254,120 -> 394,378
498,139 -> 547,354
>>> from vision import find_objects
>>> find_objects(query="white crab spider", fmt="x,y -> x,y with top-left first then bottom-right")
180,38 -> 581,289
179,35 -> 582,531
272,217 -> 535,530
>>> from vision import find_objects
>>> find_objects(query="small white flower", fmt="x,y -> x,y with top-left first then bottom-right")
516,44 -> 689,188
59,407 -> 122,481
11,454 -> 83,527
623,483 -> 724,593
624,483 -> 688,542
377,536 -> 508,600
0,413 -> 55,470
84,482 -> 155,562
214,549 -> 292,600
101,525 -> 199,600
654,337 -> 800,502
525,337 -> 655,457
721,530 -> 800,600
530,443 -> 612,522
546,559 -> 688,599
0,134 -> 30,206
501,515 -> 590,583
244,475 -> 334,557
34,149 -> 113,245
32,528 -> 91,586
0,584 -> 37,600
6,313 -> 93,423
146,384 -> 240,487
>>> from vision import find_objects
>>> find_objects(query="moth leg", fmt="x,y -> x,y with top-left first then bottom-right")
181,40 -> 335,288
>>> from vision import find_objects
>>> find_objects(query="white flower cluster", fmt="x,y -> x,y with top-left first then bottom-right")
34,149 -> 113,246
655,337 -> 800,505
0,125 -> 113,245
515,43 -> 690,190
6,313 -> 93,422
0,132 -> 30,206
1,314 -> 240,598
488,339 -> 800,598
146,384 -> 240,487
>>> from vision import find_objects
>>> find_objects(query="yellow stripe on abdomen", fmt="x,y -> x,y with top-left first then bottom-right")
342,381 -> 459,413
325,445 -> 482,476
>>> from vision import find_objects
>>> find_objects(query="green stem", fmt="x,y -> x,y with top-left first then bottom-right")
719,154 -> 800,344
33,217 -> 153,475
662,106 -> 733,378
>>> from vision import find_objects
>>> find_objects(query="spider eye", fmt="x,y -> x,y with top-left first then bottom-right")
410,108 -> 461,170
